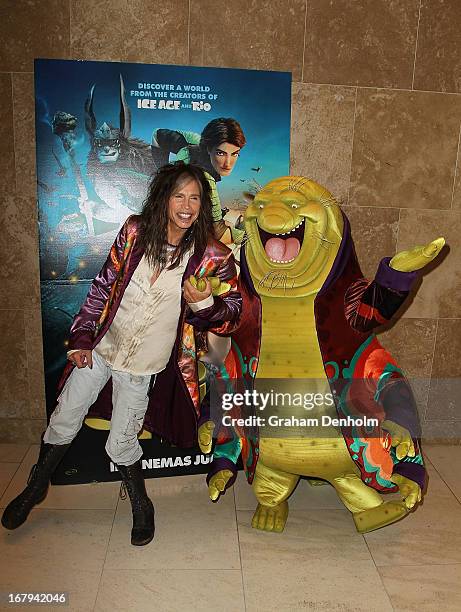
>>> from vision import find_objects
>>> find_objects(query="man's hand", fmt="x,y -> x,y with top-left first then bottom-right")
68,349 -> 93,369
183,277 -> 212,303
391,473 -> 422,510
208,469 -> 233,501
382,419 -> 415,460
390,237 -> 445,272
198,420 -> 215,454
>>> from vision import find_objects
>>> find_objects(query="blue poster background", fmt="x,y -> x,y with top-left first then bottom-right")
34,58 -> 291,483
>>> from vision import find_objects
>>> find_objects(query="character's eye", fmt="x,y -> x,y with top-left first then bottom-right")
291,204 -> 299,209
259,204 -> 264,209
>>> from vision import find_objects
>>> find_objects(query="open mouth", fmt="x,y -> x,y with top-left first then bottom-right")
258,218 -> 305,263
177,212 -> 194,221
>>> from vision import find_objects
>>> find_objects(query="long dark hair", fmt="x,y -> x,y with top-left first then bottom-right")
139,162 -> 214,270
199,117 -> 246,151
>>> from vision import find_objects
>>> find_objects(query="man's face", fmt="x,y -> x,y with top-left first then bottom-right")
167,178 -> 201,242
209,142 -> 241,176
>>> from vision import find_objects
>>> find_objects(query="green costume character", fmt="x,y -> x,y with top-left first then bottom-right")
204,175 -> 444,534
151,118 -> 246,243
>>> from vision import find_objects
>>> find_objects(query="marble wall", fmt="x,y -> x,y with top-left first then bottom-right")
1,0 -> 460,442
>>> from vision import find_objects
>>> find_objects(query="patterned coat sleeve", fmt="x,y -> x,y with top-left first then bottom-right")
67,218 -> 131,351
344,257 -> 419,333
345,256 -> 426,488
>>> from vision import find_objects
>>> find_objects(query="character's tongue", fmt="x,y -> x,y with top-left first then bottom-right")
265,237 -> 300,262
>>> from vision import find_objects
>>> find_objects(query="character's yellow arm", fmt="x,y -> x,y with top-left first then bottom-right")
198,421 -> 215,454
390,237 -> 445,272
208,469 -> 234,501
391,473 -> 422,510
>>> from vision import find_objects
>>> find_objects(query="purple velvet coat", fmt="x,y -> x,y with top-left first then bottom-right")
58,215 -> 242,448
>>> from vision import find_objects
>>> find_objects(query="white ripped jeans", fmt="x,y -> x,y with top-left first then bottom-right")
43,351 -> 153,466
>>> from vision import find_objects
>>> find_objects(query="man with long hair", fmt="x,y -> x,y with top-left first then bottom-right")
2,163 -> 242,546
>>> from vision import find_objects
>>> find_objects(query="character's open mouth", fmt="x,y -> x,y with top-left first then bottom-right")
258,218 -> 305,263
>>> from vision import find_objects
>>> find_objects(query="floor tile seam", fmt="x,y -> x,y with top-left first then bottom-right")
0,462 -> 22,478
233,487 -> 248,612
0,462 -> 24,505
423,449 -> 461,504
0,507 -> 119,532
371,559 -> 461,569
5,444 -> 31,464
102,568 -> 244,573
377,561 -> 461,570
92,493 -> 120,612
426,475 -> 461,505
362,532 -> 396,611
240,557 -> 379,570
0,505 -> 120,512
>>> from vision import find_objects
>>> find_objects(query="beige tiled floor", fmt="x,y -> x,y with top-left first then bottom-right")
0,444 -> 460,611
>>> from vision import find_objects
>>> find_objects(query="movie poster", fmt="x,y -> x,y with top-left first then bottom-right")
34,58 -> 291,484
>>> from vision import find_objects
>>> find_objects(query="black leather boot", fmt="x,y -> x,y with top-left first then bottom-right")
117,461 -> 155,546
1,439 -> 71,530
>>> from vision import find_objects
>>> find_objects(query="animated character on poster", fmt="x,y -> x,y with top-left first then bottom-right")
206,175 -> 445,534
151,117 -> 247,244
52,76 -> 151,242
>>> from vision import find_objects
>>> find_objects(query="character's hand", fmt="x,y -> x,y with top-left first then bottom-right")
206,276 -> 232,296
188,275 -> 232,297
391,473 -> 422,510
183,276 -> 212,303
382,419 -> 415,460
208,469 -> 233,501
175,146 -> 191,164
198,420 -> 215,454
390,237 -> 445,272
68,349 -> 93,369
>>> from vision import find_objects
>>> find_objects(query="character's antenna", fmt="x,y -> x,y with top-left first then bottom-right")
84,85 -> 96,136
120,75 -> 131,139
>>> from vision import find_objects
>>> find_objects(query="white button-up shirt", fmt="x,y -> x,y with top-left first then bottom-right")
94,248 -> 206,375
